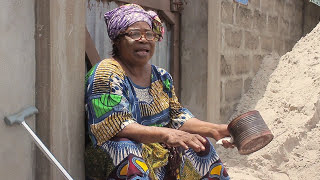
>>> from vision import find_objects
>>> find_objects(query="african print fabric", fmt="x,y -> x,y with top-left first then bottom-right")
85,59 -> 230,179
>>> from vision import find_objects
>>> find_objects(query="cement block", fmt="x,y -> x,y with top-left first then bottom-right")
261,36 -> 273,52
284,1 -> 295,21
221,54 -> 233,76
303,15 -> 320,35
274,38 -> 286,55
235,54 -> 250,75
290,23 -> 302,39
244,77 -> 253,93
244,31 -> 259,50
284,39 -> 295,53
221,0 -> 234,24
221,81 -> 223,102
261,0 -> 274,13
294,0 -> 304,12
294,10 -> 303,27
225,78 -> 243,103
279,17 -> 290,36
253,10 -> 267,32
267,15 -> 279,33
252,54 -> 263,74
248,0 -> 260,9
302,2 -> 320,35
220,103 -> 237,123
275,0 -> 285,16
225,27 -> 243,49
292,0 -> 304,26
304,2 -> 320,17
235,5 -> 253,28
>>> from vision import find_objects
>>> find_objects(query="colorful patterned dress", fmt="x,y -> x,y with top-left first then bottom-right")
85,59 -> 230,180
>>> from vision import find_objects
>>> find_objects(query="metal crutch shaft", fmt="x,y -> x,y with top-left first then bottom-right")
21,121 -> 73,180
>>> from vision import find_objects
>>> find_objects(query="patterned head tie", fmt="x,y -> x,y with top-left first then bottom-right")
104,4 -> 164,41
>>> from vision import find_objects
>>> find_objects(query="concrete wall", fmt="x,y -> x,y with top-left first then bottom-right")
303,1 -> 320,35
181,0 -> 320,123
180,0 -> 208,121
219,0 -> 305,122
35,0 -> 86,179
50,1 -> 86,179
0,0 -> 36,179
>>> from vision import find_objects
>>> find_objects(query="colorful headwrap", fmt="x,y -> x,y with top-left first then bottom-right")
104,4 -> 164,41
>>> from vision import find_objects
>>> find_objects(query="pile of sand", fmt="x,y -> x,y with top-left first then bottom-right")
217,22 -> 320,180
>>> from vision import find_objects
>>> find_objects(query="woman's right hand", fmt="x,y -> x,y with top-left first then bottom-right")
160,128 -> 207,152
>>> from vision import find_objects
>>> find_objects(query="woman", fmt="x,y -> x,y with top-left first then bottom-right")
85,4 -> 233,180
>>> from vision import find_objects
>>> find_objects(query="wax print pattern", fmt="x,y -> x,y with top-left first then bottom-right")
85,59 -> 229,179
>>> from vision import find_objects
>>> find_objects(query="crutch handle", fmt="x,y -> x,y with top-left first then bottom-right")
4,107 -> 73,180
4,106 -> 38,125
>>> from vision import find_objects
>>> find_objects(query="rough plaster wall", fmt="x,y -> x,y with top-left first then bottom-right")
219,0 -> 305,122
50,0 -> 86,179
303,1 -> 320,35
180,0 -> 208,120
0,0 -> 36,179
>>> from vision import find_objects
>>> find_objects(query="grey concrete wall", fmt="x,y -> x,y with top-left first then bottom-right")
181,0 -> 319,124
208,0 -> 222,124
0,0 -> 36,179
35,0 -> 86,179
50,0 -> 86,179
180,0 -> 208,121
303,1 -> 320,36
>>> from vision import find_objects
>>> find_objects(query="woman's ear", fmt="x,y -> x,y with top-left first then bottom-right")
114,38 -> 122,50
112,38 -> 121,58
113,39 -> 119,47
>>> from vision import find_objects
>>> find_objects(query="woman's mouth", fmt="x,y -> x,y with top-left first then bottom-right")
135,49 -> 150,57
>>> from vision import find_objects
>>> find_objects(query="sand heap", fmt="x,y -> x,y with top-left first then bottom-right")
217,22 -> 320,180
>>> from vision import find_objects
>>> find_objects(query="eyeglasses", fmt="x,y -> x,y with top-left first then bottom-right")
123,30 -> 158,41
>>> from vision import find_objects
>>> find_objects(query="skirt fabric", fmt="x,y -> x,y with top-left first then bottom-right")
99,137 -> 230,180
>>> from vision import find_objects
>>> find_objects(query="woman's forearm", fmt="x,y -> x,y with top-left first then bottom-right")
115,122 -> 208,151
179,118 -> 230,141
179,118 -> 216,136
116,123 -> 167,143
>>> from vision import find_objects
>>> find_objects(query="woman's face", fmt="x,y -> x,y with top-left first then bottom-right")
117,21 -> 155,66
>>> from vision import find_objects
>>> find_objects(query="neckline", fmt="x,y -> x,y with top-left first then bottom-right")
131,80 -> 150,89
110,58 -> 155,89
130,66 -> 156,89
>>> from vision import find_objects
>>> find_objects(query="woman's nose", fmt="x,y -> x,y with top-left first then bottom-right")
138,35 -> 148,42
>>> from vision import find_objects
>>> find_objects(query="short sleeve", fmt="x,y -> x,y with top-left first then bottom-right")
85,60 -> 137,146
155,66 -> 194,129
168,86 -> 194,129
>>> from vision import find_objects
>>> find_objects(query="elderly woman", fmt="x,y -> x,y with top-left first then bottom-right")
85,4 -> 232,180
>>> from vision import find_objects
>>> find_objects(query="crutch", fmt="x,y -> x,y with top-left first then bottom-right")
4,106 -> 73,180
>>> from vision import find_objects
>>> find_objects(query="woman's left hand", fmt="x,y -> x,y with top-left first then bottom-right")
220,138 -> 234,148
179,119 -> 235,149
211,124 -> 234,148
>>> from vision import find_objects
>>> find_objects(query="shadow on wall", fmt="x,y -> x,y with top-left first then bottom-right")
214,53 -> 281,173
230,53 -> 281,121
214,53 -> 281,165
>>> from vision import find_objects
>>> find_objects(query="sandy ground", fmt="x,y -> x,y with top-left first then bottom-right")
216,22 -> 320,180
